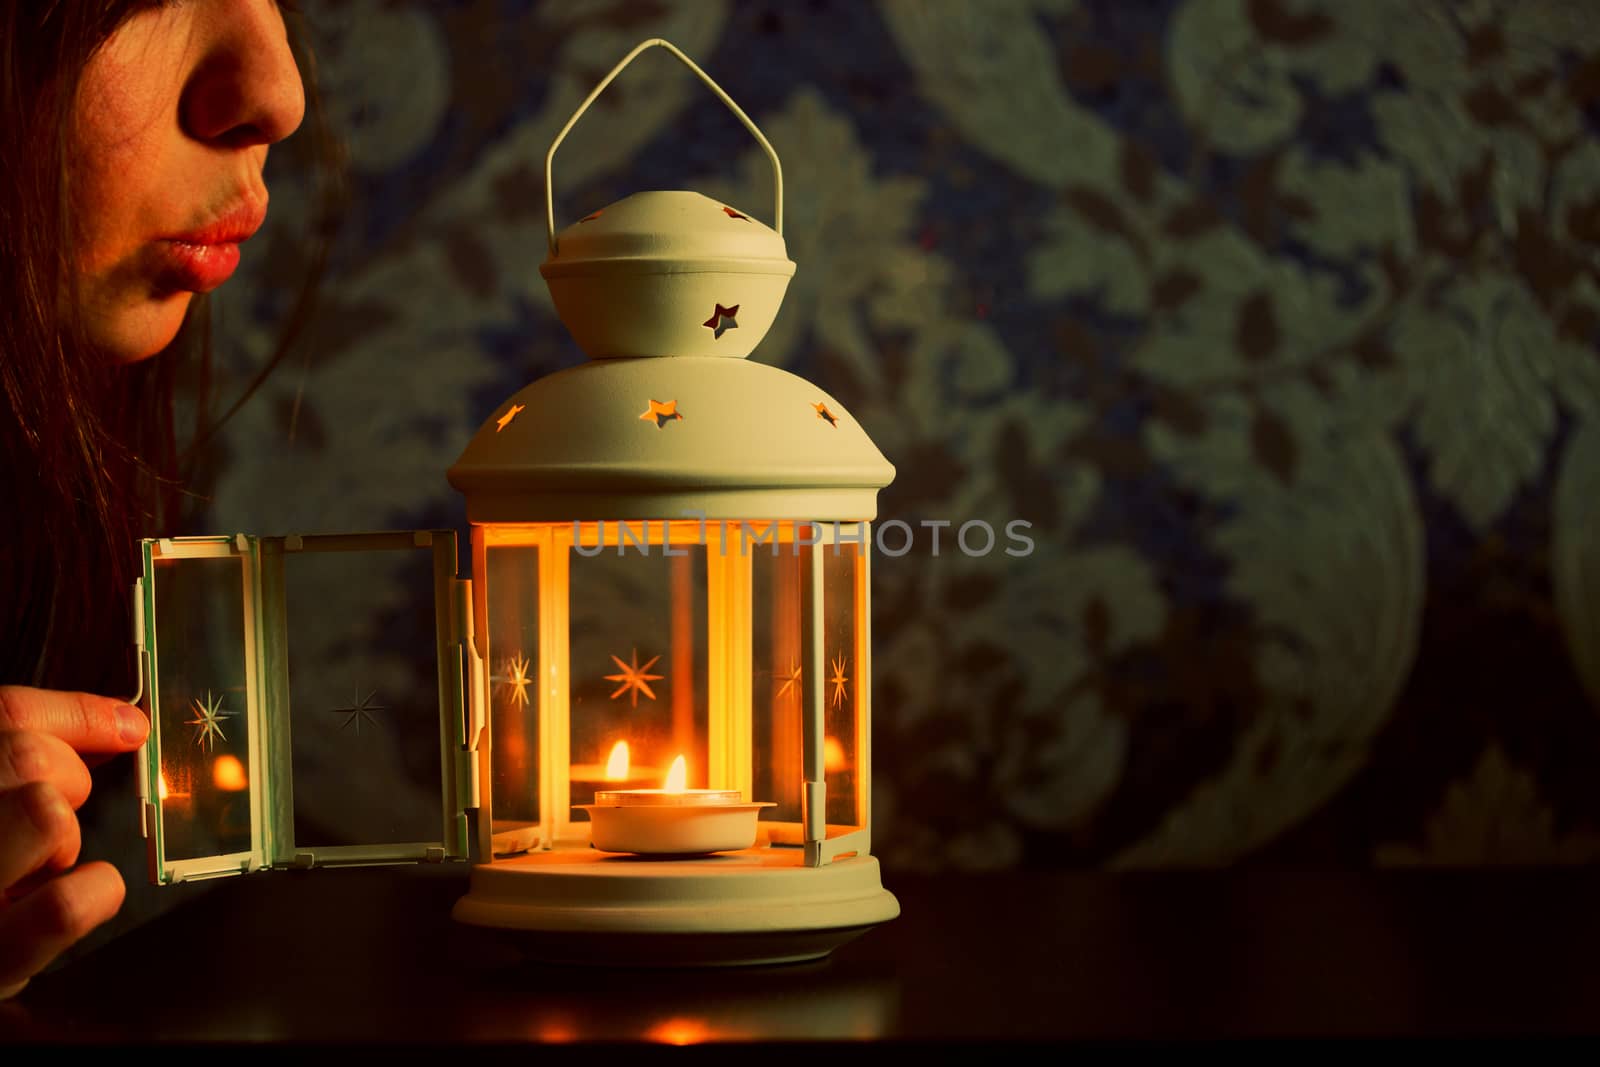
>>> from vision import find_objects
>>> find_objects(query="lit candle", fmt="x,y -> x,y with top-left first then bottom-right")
157,772 -> 194,854
158,772 -> 191,808
606,739 -> 630,780
156,771 -> 194,857
824,735 -> 848,774
212,754 -> 249,792
576,755 -> 774,855
568,739 -> 662,793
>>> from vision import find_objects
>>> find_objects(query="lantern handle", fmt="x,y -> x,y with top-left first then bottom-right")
544,37 -> 783,255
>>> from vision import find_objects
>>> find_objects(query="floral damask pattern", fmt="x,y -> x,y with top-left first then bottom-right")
204,0 -> 1600,870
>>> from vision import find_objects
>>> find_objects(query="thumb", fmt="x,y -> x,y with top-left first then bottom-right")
0,687 -> 148,754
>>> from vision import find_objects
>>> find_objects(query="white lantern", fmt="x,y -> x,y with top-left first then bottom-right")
133,39 -> 897,966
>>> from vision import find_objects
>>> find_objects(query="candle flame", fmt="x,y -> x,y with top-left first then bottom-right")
663,754 -> 688,793
158,773 -> 170,800
213,754 -> 248,791
824,735 -> 848,774
604,740 -> 630,781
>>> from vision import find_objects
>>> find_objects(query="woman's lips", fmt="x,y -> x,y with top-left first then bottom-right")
153,239 -> 243,293
155,199 -> 265,293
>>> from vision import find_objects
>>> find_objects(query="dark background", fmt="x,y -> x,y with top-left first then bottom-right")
127,0 -> 1600,885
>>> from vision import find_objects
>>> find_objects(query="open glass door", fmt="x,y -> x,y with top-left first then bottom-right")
137,531 -> 479,884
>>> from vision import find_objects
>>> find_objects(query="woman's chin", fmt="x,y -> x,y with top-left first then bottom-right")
93,291 -> 194,364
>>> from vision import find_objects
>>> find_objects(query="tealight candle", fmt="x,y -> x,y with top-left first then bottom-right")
576,755 -> 774,855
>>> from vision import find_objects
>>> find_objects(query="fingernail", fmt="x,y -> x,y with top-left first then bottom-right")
117,704 -> 148,745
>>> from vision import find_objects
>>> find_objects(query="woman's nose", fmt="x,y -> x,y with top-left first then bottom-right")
180,0 -> 306,149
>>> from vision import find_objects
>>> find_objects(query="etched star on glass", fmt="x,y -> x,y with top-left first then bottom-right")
330,689 -> 384,735
604,648 -> 664,707
187,689 -> 234,752
776,658 -> 802,701
829,653 -> 850,710
492,651 -> 534,707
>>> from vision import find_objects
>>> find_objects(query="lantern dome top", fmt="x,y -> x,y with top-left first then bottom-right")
447,355 -> 894,522
543,190 -> 791,276
536,37 -> 796,362
539,191 -> 796,361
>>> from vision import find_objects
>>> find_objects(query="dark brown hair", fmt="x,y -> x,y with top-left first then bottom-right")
0,1 -> 341,694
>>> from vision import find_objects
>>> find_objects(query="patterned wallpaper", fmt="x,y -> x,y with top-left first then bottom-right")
199,0 -> 1600,871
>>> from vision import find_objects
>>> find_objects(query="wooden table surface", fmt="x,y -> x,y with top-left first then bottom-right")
7,864 -> 1600,1044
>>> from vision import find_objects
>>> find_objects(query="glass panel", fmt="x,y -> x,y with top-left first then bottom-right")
280,542 -> 446,849
149,554 -> 254,863
751,542 -> 803,824
486,543 -> 540,829
822,540 -> 862,828
566,522 -> 708,819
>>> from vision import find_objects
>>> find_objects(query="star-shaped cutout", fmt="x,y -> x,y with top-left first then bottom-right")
187,690 -> 234,752
495,403 -> 525,433
605,648 -> 664,707
721,206 -> 749,221
493,652 -> 533,707
775,658 -> 802,701
829,653 -> 850,710
330,689 -> 384,735
702,303 -> 739,340
813,401 -> 838,427
639,399 -> 683,428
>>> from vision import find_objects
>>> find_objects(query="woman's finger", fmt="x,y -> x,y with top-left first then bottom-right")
0,783 -> 81,893
0,686 -> 146,755
0,732 -> 93,809
0,862 -> 124,999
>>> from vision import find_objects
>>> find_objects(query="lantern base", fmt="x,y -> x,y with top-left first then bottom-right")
450,846 -> 898,967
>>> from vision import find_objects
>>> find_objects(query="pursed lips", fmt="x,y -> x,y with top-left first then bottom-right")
163,196 -> 268,247
152,196 -> 268,293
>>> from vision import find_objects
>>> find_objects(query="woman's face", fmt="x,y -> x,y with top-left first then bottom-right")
72,0 -> 305,363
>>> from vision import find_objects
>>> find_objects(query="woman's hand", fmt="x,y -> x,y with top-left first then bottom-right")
0,687 -> 148,998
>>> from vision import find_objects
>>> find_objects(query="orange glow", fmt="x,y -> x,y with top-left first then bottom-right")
158,773 -> 170,800
213,754 -> 248,791
824,735 -> 848,774
494,403 -> 525,433
663,754 -> 688,793
645,1016 -> 709,1045
639,398 -> 683,428
604,740 -> 630,781
534,1016 -> 579,1043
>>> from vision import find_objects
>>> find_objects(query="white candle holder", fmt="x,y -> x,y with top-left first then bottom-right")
579,790 -> 775,856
